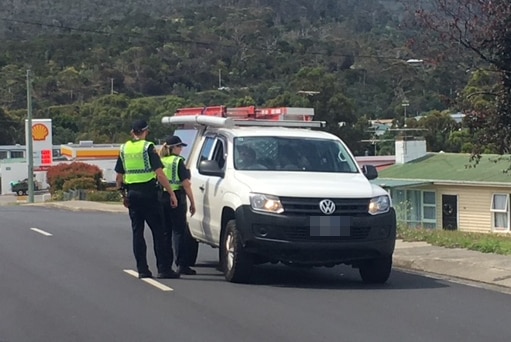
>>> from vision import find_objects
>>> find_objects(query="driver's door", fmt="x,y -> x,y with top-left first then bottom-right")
188,135 -> 226,246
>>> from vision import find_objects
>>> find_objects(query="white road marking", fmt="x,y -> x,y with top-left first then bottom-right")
123,269 -> 174,292
30,227 -> 52,236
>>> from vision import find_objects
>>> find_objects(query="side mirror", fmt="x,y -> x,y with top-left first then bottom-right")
362,164 -> 378,180
198,160 -> 225,177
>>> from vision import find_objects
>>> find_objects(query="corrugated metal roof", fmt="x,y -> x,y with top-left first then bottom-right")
379,153 -> 511,183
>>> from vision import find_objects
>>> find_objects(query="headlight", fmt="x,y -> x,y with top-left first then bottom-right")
368,195 -> 391,215
249,193 -> 284,214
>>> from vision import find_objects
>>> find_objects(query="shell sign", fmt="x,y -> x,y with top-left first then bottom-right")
32,123 -> 49,141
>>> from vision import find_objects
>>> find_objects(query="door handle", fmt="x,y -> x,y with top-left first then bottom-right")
199,185 -> 205,192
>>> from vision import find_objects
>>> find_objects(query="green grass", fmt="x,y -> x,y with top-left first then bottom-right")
397,224 -> 511,256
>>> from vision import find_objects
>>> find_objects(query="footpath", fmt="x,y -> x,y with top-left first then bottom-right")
12,199 -> 511,291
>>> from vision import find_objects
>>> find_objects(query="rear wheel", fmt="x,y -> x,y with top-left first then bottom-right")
17,190 -> 24,196
220,219 -> 254,283
359,256 -> 392,284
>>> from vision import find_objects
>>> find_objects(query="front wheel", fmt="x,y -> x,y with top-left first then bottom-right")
220,220 -> 254,283
358,256 -> 392,284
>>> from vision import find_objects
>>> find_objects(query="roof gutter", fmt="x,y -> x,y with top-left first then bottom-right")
381,177 -> 511,188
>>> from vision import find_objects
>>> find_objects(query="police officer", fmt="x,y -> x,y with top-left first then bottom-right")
115,119 -> 180,279
159,135 -> 198,275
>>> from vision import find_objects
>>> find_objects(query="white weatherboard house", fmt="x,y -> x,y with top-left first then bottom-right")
373,145 -> 511,234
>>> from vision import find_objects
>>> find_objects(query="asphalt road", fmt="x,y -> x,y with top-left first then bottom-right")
1,206 -> 510,342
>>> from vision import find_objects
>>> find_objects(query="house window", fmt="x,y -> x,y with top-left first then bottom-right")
393,189 -> 406,222
491,194 -> 509,231
422,191 -> 437,229
0,151 -> 7,159
391,189 -> 437,228
406,190 -> 422,227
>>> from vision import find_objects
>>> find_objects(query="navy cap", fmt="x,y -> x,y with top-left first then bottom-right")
131,119 -> 149,133
165,135 -> 187,147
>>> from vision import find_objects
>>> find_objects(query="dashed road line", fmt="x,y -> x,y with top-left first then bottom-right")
123,269 -> 174,292
30,227 -> 52,236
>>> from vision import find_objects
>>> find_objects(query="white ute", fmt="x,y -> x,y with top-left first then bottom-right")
162,106 -> 396,284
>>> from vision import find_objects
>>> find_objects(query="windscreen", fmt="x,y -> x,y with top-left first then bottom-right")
233,136 -> 359,173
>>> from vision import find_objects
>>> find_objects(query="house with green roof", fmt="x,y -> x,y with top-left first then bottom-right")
372,152 -> 511,234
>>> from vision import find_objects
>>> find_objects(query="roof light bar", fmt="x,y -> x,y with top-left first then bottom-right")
163,105 -> 325,128
232,120 -> 325,128
162,115 -> 234,128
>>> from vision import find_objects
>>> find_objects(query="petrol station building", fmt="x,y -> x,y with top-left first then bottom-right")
60,141 -> 121,160
0,118 -> 126,195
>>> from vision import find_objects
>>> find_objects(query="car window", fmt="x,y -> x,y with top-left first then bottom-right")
197,136 -> 215,166
233,136 -> 358,173
211,138 -> 226,169
197,135 -> 226,169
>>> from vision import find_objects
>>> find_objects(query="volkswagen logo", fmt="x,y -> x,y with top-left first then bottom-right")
319,199 -> 336,215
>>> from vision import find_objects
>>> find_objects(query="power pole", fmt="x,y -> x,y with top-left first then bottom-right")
26,69 -> 34,203
110,78 -> 114,95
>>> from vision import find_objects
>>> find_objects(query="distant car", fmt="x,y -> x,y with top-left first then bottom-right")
10,179 -> 40,196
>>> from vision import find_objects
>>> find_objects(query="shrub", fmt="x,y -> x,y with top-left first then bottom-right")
62,177 -> 98,192
86,190 -> 122,202
47,162 -> 103,194
52,190 -> 65,201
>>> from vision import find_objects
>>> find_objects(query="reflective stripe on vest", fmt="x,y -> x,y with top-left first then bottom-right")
161,155 -> 184,191
120,140 -> 156,184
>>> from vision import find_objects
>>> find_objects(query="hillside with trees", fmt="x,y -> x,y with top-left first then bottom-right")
0,0 -> 485,154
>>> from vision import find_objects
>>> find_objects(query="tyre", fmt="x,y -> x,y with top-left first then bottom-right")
17,190 -> 24,196
358,256 -> 392,284
220,219 -> 254,283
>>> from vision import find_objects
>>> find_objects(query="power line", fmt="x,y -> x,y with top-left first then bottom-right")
0,16 -> 404,61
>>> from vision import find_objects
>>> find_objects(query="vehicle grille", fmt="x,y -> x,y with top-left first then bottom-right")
282,226 -> 371,241
280,197 -> 370,216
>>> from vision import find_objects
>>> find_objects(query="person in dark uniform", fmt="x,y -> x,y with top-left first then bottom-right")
115,119 -> 180,279
159,135 -> 198,275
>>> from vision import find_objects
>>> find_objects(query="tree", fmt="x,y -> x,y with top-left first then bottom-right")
415,0 -> 511,156
0,1 -> 478,147
79,94 -> 132,143
287,67 -> 366,153
0,64 -> 26,109
417,110 -> 459,152
0,107 -> 20,144
57,67 -> 83,102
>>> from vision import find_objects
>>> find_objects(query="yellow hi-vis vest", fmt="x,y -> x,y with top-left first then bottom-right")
120,140 -> 156,184
161,155 -> 184,191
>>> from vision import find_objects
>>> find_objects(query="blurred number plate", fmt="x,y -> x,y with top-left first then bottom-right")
310,216 -> 350,237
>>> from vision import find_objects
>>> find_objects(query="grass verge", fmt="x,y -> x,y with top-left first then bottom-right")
397,224 -> 511,256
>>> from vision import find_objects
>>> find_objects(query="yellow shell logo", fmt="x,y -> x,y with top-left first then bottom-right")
32,123 -> 49,141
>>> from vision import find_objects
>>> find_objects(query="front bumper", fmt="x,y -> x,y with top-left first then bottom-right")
235,205 -> 396,265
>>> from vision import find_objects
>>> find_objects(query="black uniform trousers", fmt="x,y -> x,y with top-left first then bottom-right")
127,185 -> 172,274
161,189 -> 197,268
